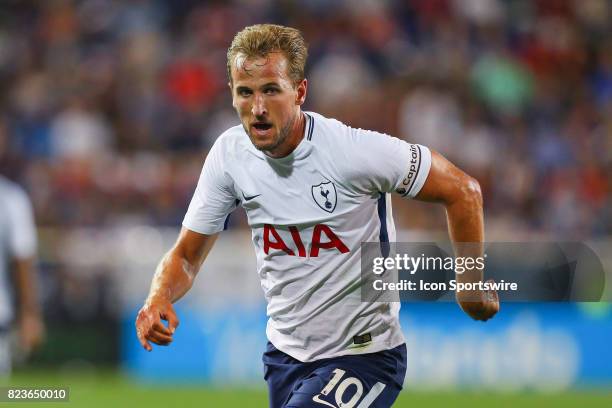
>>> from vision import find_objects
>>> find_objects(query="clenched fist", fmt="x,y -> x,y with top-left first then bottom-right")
456,279 -> 499,322
135,297 -> 180,351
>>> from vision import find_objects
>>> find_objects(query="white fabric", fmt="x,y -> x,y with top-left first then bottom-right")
0,334 -> 10,377
0,176 -> 37,327
183,111 -> 431,362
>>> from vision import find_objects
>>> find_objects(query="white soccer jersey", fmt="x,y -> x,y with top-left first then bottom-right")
183,111 -> 431,362
0,176 -> 37,328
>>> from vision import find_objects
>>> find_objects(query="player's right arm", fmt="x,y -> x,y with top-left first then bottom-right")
135,228 -> 218,351
136,133 -> 237,351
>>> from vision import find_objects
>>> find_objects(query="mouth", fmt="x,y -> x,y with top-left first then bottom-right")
251,122 -> 273,136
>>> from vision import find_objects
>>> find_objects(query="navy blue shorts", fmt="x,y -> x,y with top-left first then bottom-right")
263,342 -> 407,408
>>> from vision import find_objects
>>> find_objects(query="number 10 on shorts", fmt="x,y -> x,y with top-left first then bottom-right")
312,368 -> 386,408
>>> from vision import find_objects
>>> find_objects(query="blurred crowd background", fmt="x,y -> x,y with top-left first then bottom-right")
0,0 -> 610,381
0,0 -> 610,236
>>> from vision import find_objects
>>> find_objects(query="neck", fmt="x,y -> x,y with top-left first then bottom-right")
265,110 -> 305,158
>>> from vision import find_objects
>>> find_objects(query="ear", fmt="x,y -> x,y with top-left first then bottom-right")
228,81 -> 237,109
295,78 -> 307,106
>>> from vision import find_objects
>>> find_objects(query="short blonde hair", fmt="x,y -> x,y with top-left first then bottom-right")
227,24 -> 308,85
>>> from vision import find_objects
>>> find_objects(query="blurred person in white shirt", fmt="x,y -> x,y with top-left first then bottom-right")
0,175 -> 45,377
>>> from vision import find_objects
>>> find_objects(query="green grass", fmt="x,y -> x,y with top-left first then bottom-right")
3,370 -> 611,407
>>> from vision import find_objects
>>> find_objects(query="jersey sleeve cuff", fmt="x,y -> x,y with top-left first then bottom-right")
181,220 -> 225,235
395,144 -> 432,198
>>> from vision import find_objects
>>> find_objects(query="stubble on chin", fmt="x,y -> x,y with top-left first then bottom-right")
248,115 -> 295,153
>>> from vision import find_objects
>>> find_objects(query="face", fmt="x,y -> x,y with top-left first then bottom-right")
229,52 -> 307,155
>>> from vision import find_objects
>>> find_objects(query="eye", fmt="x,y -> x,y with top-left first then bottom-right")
264,87 -> 279,95
238,88 -> 252,97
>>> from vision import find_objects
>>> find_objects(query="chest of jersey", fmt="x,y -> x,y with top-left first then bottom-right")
229,149 -> 380,259
231,150 -> 367,228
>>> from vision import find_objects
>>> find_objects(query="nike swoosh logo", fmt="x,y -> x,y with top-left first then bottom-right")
312,394 -> 336,408
242,192 -> 261,201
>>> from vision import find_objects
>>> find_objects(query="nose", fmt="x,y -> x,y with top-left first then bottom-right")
251,93 -> 267,117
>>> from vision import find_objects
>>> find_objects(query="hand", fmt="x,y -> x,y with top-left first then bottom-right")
135,296 -> 179,351
456,279 -> 499,321
18,312 -> 45,354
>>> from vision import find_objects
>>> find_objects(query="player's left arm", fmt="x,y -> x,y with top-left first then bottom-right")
414,149 -> 499,321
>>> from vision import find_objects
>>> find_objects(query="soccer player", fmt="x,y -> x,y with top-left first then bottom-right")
136,24 -> 498,407
0,175 -> 45,378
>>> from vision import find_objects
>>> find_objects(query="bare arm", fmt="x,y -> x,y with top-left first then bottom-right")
136,228 -> 218,351
415,150 -> 498,321
13,257 -> 45,353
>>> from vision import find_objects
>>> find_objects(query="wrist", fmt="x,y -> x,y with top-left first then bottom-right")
456,288 -> 484,304
147,281 -> 174,303
146,292 -> 172,307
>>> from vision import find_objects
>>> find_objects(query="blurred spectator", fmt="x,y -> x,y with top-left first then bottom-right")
0,175 -> 45,376
49,97 -> 113,159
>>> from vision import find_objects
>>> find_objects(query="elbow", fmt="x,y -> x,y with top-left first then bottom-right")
464,176 -> 482,207
445,174 -> 483,210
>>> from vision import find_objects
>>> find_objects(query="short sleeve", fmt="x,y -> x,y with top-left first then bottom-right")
347,127 -> 431,198
6,186 -> 37,259
182,138 -> 238,234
